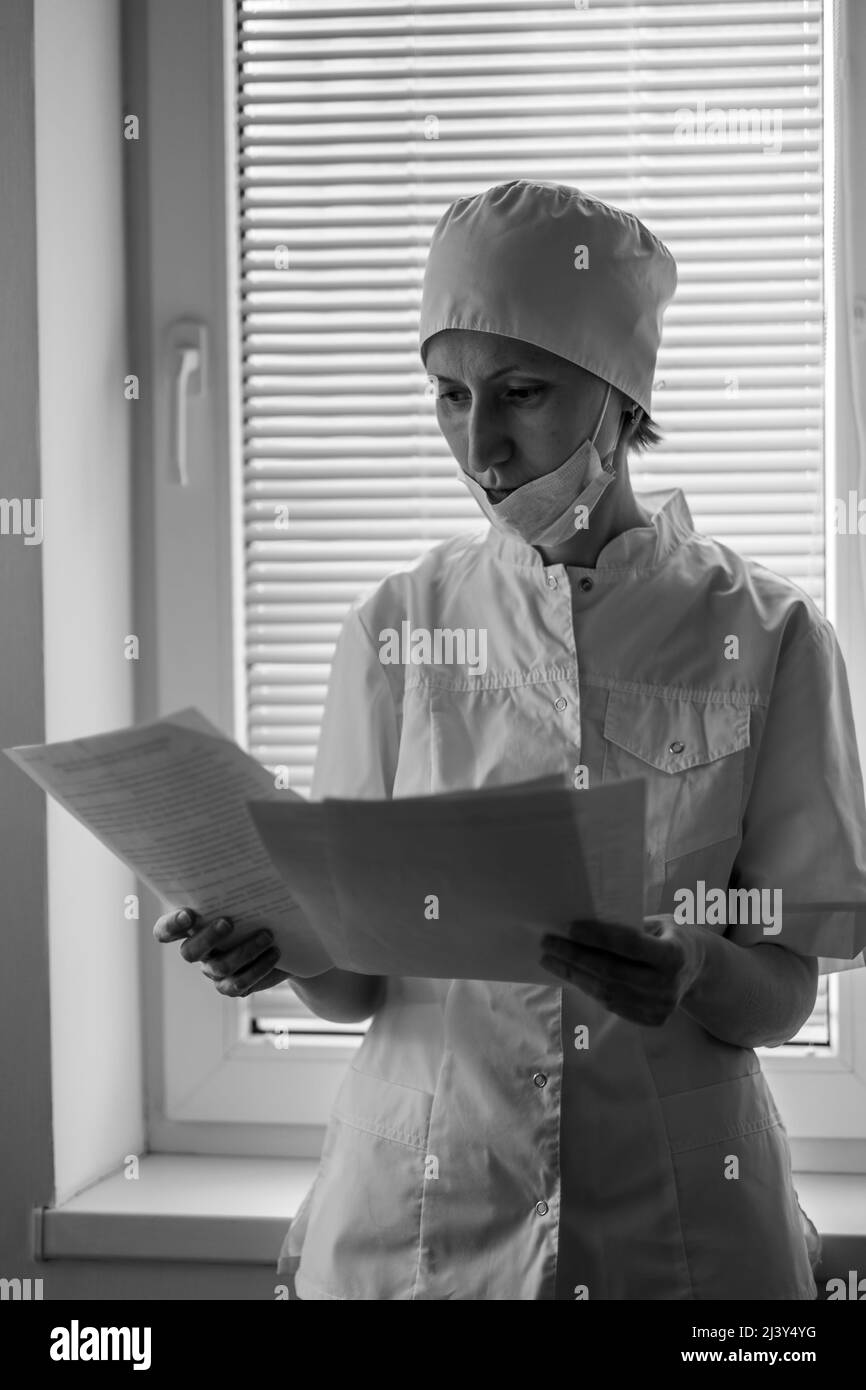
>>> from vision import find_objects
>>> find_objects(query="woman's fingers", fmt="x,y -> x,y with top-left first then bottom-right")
540,930 -> 679,1025
540,932 -> 659,992
541,953 -> 671,1025
199,930 -> 275,981
541,947 -> 660,1004
150,911 -> 283,1000
179,918 -> 236,963
152,909 -> 282,998
562,917 -> 674,966
206,945 -> 282,998
153,907 -> 198,944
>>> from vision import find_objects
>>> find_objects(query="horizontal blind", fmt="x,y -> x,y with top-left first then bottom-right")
236,0 -> 825,797
234,0 -> 828,1048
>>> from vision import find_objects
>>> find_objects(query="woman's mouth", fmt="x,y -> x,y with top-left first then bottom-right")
486,486 -> 516,503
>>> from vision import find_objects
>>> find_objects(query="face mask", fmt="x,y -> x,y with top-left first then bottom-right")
460,382 -> 622,548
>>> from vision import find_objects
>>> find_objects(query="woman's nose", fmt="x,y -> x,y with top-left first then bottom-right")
465,404 -> 511,483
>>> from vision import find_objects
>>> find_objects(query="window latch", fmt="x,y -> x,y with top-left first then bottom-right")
166,319 -> 208,486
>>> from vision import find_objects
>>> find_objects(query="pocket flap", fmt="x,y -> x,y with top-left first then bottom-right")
661,1068 -> 780,1155
604,690 -> 750,774
332,1066 -> 433,1151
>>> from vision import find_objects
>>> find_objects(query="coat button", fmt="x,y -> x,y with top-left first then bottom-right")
578,577 -> 593,592
554,697 -> 568,711
535,1200 -> 549,1216
533,1072 -> 548,1088
669,740 -> 685,754
546,574 -> 557,588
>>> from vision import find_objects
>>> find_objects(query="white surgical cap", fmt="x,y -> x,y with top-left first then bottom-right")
419,179 -> 677,417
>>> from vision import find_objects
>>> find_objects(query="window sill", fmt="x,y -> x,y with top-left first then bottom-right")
37,1155 -> 319,1265
795,1171 -> 866,1278
36,1156 -> 866,1273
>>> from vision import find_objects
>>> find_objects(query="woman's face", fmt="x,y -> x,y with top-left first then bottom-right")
425,329 -> 625,502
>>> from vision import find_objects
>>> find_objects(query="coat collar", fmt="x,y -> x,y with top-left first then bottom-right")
479,487 -> 696,575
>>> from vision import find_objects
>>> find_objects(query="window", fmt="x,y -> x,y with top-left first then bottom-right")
236,0 -> 827,791
138,0 -> 866,1169
234,0 -> 828,1047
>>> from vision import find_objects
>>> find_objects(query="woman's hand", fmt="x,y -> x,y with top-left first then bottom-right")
153,907 -> 387,1022
540,914 -> 705,1027
153,908 -> 288,998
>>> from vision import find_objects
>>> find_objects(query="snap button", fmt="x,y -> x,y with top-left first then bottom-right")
669,740 -> 685,754
578,577 -> 593,592
554,697 -> 568,712
535,1200 -> 549,1217
546,574 -> 557,589
533,1072 -> 548,1088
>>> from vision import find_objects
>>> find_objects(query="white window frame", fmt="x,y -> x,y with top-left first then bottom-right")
133,0 -> 360,1160
135,0 -> 866,1171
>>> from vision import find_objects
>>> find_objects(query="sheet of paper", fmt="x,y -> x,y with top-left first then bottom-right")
248,777 -> 646,985
4,709 -> 333,977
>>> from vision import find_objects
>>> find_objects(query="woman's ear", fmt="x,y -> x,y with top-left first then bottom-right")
621,403 -> 642,448
601,402 -> 638,474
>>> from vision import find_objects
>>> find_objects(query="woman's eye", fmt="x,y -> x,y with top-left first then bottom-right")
506,385 -> 545,403
433,385 -> 545,405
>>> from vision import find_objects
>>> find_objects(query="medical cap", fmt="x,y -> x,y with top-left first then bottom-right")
419,180 -> 677,417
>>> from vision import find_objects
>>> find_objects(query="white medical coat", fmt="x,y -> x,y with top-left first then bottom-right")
279,487 -> 866,1300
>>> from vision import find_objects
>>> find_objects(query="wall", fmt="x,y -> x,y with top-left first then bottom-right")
0,0 -> 53,1292
34,0 -> 142,1211
0,0 -> 276,1299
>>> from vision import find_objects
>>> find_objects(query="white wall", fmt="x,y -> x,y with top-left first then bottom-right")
0,0 -> 272,1298
34,0 -> 143,1206
16,0 -> 273,1296
0,0 -> 53,1286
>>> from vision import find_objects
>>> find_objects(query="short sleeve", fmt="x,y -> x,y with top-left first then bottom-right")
727,618 -> 866,973
310,603 -> 400,802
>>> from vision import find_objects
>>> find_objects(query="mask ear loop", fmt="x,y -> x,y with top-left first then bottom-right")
590,383 -> 613,446
590,383 -> 616,473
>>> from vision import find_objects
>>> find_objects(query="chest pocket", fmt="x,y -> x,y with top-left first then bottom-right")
601,689 -> 750,864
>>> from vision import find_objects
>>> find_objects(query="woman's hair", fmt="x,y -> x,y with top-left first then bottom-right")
629,405 -> 663,454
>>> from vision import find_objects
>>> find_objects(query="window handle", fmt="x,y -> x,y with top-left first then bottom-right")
166,320 -> 207,486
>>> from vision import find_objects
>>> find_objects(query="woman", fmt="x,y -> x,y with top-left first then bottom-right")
157,181 -> 866,1299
